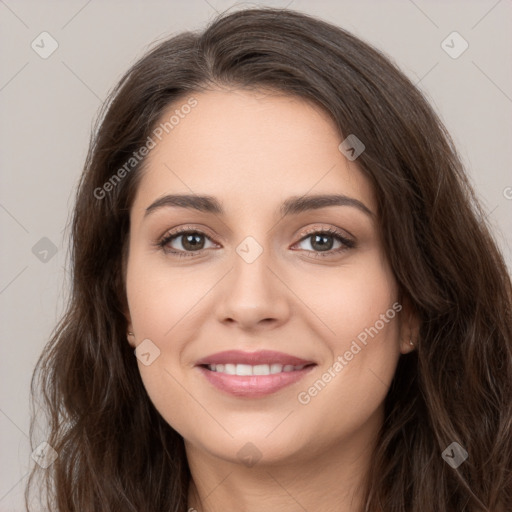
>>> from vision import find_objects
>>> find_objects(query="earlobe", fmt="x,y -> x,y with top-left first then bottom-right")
126,329 -> 136,348
401,334 -> 417,354
398,294 -> 420,354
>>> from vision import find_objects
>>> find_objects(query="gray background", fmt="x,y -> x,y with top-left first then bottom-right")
1,0 -> 511,510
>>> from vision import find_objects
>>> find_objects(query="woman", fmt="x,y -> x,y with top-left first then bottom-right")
25,7 -> 511,512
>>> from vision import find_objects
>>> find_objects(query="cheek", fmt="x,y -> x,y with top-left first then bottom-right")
293,256 -> 401,437
294,251 -> 399,350
125,248 -> 204,340
125,248 -> 214,437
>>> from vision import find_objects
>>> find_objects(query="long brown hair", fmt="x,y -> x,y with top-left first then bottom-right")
25,7 -> 511,511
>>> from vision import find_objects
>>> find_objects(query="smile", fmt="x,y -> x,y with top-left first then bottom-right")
195,350 -> 317,397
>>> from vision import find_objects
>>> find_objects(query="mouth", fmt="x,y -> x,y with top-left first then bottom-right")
195,350 -> 317,397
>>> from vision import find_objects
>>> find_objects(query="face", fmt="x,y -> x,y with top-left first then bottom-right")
125,88 -> 414,467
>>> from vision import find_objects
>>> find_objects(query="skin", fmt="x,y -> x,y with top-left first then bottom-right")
125,88 -> 418,512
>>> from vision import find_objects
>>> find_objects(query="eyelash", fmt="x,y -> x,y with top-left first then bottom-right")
157,225 -> 356,259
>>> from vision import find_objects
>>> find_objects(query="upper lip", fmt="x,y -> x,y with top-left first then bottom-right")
195,350 -> 316,367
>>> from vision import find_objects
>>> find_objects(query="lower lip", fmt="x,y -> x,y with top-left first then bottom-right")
197,365 -> 316,397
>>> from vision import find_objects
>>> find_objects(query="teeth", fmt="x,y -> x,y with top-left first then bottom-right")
236,364 -> 253,376
224,364 -> 236,375
253,364 -> 270,375
207,363 -> 307,375
270,363 -> 283,374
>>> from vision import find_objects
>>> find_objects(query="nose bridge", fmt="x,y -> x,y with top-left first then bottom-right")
216,229 -> 289,328
231,232 -> 275,299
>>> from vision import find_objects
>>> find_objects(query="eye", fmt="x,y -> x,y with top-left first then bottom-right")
292,227 -> 355,258
158,227 -> 217,258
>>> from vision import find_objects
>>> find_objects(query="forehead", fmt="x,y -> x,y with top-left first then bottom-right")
131,88 -> 376,218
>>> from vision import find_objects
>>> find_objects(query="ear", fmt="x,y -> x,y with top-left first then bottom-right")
398,293 -> 420,354
124,308 -> 137,348
120,234 -> 136,348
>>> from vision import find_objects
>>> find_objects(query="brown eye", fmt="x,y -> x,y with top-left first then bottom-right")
159,229 -> 216,257
293,228 -> 355,258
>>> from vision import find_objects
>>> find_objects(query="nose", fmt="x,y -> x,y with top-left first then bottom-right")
215,240 -> 291,331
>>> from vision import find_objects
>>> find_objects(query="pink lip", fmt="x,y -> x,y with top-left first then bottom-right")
195,350 -> 315,366
195,350 -> 317,398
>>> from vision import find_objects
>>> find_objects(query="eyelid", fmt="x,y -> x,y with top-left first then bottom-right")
296,224 -> 354,241
159,224 -> 219,243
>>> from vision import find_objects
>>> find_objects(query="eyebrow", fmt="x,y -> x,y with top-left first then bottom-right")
144,193 -> 374,218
